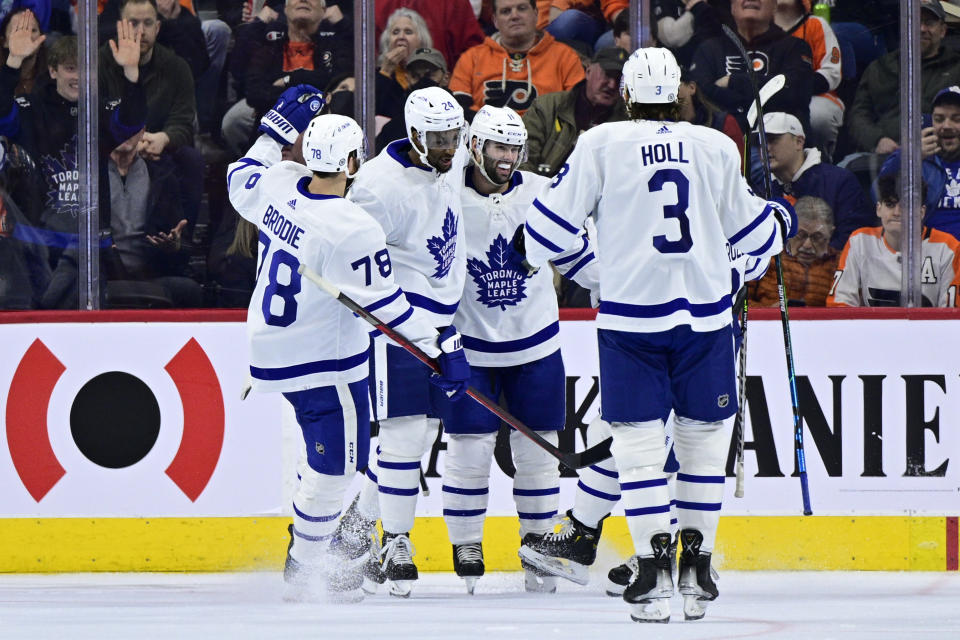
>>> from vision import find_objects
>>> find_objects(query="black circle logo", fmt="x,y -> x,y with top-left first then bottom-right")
70,372 -> 161,469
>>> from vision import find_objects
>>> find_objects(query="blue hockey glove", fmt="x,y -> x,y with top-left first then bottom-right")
771,197 -> 797,242
505,224 -> 540,277
430,326 -> 470,402
258,84 -> 325,144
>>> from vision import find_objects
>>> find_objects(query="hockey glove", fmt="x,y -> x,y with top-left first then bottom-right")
771,197 -> 798,242
258,84 -> 325,145
430,325 -> 470,402
505,224 -> 540,277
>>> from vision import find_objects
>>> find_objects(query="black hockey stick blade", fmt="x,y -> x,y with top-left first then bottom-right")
298,264 -> 613,470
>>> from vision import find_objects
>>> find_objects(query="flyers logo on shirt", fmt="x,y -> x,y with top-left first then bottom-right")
5,337 -> 224,503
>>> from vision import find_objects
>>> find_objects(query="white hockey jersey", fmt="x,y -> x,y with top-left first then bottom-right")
227,135 -> 440,393
348,139 -> 468,328
523,119 -> 789,333
827,226 -> 960,307
457,169 -> 599,367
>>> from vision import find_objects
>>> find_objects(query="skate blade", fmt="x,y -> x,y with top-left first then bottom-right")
517,546 -> 589,585
629,599 -> 670,624
523,571 -> 558,594
604,578 -> 626,598
361,577 -> 380,595
462,576 -> 478,595
683,594 -> 709,621
388,580 -> 413,598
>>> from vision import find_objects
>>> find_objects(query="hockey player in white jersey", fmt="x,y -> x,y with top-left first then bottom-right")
226,87 -> 470,602
336,86 -> 469,597
508,48 -> 795,623
436,105 -> 599,594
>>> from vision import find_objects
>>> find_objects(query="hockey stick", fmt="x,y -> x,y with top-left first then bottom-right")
733,74 -> 785,499
722,25 -> 812,515
297,264 -> 613,470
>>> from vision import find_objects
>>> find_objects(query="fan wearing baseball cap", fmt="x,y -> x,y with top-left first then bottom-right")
756,112 -> 875,249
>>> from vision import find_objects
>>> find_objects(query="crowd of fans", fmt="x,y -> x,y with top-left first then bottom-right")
0,0 -> 958,310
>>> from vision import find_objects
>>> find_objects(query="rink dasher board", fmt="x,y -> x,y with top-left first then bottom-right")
0,309 -> 958,571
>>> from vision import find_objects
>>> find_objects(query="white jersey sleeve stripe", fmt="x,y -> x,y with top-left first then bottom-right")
525,221 -> 565,253
250,350 -> 369,382
227,158 -> 264,186
599,294 -> 732,319
551,234 -> 589,266
563,251 -> 596,280
364,287 -> 403,312
747,227 -> 778,258
728,202 -> 775,246
532,198 -> 580,235
460,321 -> 559,353
386,306 -> 415,328
405,291 -> 459,317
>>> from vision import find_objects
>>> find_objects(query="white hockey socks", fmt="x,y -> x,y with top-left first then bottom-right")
610,420 -> 671,556
290,467 -> 351,565
442,432 -> 495,544
672,416 -> 729,551
377,415 -> 439,534
511,430 -> 560,537
572,417 -> 619,529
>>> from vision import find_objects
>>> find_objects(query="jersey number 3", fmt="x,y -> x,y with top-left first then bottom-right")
650,168 -> 692,254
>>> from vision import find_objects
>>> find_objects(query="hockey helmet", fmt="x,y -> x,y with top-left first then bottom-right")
404,86 -> 465,160
469,105 -> 527,184
620,47 -> 681,106
302,114 -> 366,178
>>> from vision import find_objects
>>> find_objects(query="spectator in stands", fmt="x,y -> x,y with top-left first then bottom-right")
612,6 -> 629,50
677,66 -> 745,159
520,46 -> 625,176
106,126 -> 202,306
451,0 -> 584,115
689,0 -> 814,135
541,1 -> 609,53
756,112 -> 875,249
749,195 -> 838,307
0,6 -> 46,95
651,0 -> 726,68
828,174 -> 960,308
847,0 -> 960,155
375,46 -> 454,151
0,23 -> 145,308
378,7 -> 432,92
774,0 -> 844,159
375,0 -> 484,71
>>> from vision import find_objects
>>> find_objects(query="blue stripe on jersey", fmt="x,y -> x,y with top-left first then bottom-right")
588,465 -> 619,479
297,176 -> 342,200
365,287 -> 403,312
517,511 -> 558,520
747,226 -> 778,258
377,459 -> 421,470
532,198 -> 579,234
366,468 -> 378,483
378,485 -> 420,496
461,321 -> 559,354
525,222 -> 564,253
620,478 -> 669,491
293,504 -> 341,523
405,291 -> 459,315
443,508 -> 487,517
386,139 -> 432,172
577,480 -> 620,502
728,202 -> 774,245
599,295 -> 732,319
227,158 -> 263,185
564,252 -> 595,280
250,350 -> 368,381
551,235 -> 588,266
512,487 -> 560,497
624,504 -> 671,516
674,500 -> 723,512
677,473 -> 726,484
386,306 -> 414,328
442,485 -> 489,495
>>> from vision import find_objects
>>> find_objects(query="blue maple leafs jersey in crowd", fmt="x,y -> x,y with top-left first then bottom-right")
226,135 -> 441,393
458,169 -> 599,367
524,120 -> 790,333
348,139 -> 468,328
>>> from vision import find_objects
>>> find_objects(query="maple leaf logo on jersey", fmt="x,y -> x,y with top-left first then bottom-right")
41,136 -> 79,219
946,176 -> 960,199
427,208 -> 458,279
467,234 -> 528,310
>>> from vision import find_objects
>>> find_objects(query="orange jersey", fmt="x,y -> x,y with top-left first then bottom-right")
788,14 -> 842,107
450,32 -> 585,115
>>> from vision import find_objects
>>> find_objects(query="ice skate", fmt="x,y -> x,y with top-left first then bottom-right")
325,530 -> 371,603
677,529 -> 718,621
517,510 -> 602,585
380,532 -> 418,598
605,556 -> 637,597
452,543 -> 484,595
623,532 -> 674,623
332,495 -> 383,595
282,524 -> 312,602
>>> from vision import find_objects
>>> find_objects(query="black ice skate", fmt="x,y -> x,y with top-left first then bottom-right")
517,510 -> 603,585
325,530 -> 371,603
623,532 -> 674,623
333,495 -> 383,595
607,535 -> 677,597
380,532 -> 418,598
452,542 -> 485,595
677,529 -> 719,621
